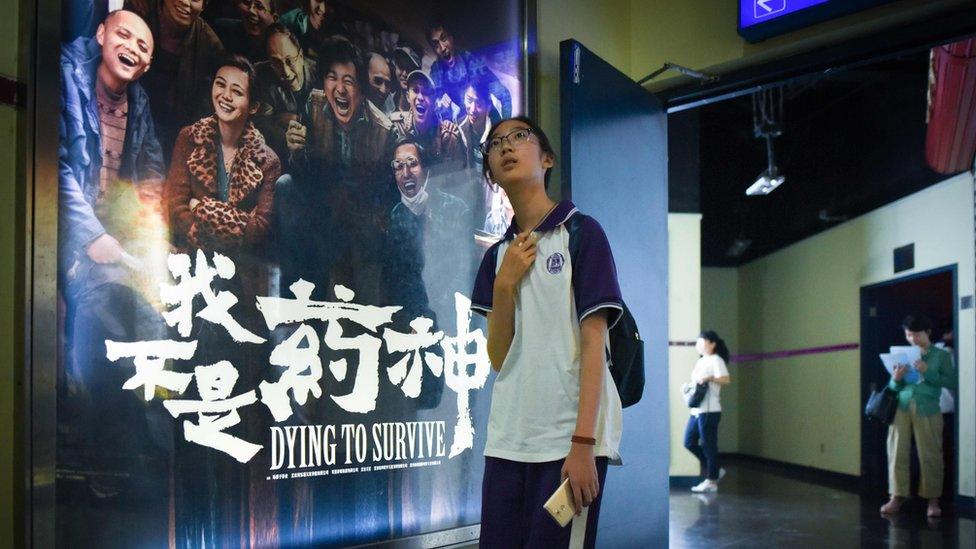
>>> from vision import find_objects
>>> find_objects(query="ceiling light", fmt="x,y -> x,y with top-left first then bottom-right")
726,238 -> 752,257
747,88 -> 787,196
746,169 -> 785,196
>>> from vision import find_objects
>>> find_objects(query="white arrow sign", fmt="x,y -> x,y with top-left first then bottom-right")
755,0 -> 786,18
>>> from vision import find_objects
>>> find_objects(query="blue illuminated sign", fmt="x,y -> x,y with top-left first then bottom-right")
740,0 -> 830,28
738,0 -> 898,42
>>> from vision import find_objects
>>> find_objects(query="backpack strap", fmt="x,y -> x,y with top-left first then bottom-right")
565,210 -> 584,295
565,211 -> 612,362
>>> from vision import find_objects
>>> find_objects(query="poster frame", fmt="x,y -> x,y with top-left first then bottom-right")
24,0 -> 539,546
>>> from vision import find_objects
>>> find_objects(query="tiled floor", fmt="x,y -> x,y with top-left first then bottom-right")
54,459 -> 975,547
669,461 -> 974,548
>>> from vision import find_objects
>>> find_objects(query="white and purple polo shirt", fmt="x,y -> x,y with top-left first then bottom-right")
471,201 -> 623,464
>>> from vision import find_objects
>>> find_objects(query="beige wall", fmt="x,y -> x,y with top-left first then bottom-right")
668,213 -> 702,477
701,267 -> 740,454
1,0 -> 20,543
0,103 -> 18,549
0,0 -> 17,78
537,0 -> 632,197
629,0 -> 743,82
726,174 -> 975,496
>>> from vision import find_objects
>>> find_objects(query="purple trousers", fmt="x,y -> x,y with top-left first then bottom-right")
480,456 -> 610,548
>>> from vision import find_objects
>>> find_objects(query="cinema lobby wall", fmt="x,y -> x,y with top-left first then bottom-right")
2,0 -> 23,543
5,0 -> 976,545
703,173 -> 976,500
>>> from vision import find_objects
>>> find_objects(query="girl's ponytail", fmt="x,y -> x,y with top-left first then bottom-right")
700,330 -> 730,363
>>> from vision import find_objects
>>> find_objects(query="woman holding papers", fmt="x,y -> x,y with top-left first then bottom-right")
880,315 -> 956,518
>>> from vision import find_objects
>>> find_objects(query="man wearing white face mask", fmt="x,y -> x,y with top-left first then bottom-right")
384,138 -> 471,325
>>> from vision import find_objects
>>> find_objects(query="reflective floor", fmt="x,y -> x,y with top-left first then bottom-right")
670,461 -> 975,548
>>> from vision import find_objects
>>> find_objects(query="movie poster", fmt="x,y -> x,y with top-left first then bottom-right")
56,0 -> 527,545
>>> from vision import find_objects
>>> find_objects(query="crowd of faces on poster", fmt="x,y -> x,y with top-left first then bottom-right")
56,0 -> 525,546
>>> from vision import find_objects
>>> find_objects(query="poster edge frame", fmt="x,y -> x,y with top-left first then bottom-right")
25,0 -> 539,547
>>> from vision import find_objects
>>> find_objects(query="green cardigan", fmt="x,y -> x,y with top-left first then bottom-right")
887,345 -> 956,417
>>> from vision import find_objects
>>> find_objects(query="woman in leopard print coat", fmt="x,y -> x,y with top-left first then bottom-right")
166,54 -> 281,298
164,56 -> 282,541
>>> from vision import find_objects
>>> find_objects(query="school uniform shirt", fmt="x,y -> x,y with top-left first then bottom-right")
690,354 -> 729,416
471,201 -> 624,464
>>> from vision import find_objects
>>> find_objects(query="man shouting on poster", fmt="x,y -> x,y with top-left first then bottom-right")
276,38 -> 396,305
60,9 -> 163,284
58,8 -> 169,498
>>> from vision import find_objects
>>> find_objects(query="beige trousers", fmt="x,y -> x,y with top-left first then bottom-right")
887,404 -> 944,499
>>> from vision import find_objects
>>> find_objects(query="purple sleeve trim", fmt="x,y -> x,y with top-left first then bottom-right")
470,305 -> 492,317
580,302 -> 623,330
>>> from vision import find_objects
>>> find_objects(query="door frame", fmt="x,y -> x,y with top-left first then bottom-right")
859,264 -> 958,500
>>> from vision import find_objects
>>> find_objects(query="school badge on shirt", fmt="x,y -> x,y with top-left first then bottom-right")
546,252 -> 565,274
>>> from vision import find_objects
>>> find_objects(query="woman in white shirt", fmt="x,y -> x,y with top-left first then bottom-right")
684,330 -> 731,493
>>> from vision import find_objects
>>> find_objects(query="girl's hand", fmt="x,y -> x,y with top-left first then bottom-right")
914,360 -> 928,374
496,231 -> 537,289
561,443 -> 599,516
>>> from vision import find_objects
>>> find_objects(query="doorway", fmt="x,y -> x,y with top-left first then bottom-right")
860,266 -> 957,501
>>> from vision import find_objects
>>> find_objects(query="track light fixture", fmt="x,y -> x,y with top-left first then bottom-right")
746,134 -> 786,196
747,87 -> 786,196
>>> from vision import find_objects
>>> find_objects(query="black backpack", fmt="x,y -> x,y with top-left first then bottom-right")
566,212 -> 645,407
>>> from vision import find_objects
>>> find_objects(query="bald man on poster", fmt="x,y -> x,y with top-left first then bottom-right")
58,8 -> 168,498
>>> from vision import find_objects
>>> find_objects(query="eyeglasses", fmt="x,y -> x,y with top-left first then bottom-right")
391,156 -> 420,171
270,53 -> 302,74
480,127 -> 534,155
371,75 -> 392,89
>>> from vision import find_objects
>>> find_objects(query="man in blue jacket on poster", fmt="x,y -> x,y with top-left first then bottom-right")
59,8 -> 167,496
60,8 -> 164,283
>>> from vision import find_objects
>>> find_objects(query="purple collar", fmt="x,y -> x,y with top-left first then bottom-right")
503,201 -> 579,240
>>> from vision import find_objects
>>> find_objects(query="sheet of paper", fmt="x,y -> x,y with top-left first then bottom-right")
880,353 -> 904,374
879,353 -> 919,384
889,345 -> 922,365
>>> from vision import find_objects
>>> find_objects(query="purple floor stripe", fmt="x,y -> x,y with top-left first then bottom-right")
668,341 -> 859,363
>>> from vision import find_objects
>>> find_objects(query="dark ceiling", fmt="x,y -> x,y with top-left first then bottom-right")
686,51 -> 963,267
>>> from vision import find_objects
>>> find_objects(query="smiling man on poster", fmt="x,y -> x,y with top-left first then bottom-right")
58,7 -> 168,499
